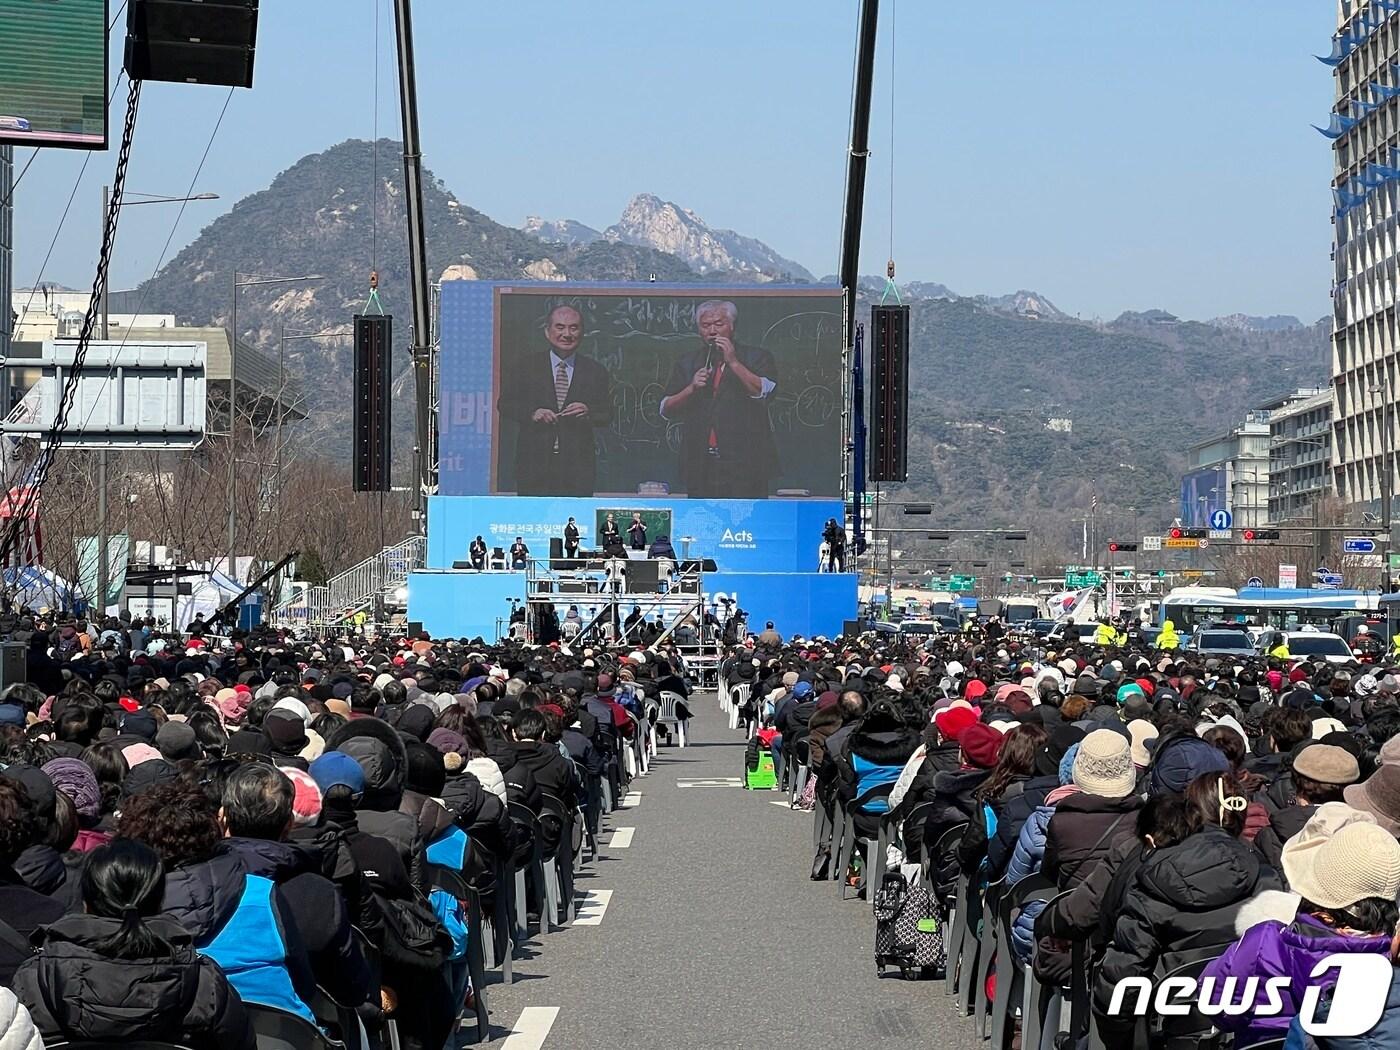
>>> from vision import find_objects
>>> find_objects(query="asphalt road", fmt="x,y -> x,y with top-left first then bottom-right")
470,693 -> 986,1050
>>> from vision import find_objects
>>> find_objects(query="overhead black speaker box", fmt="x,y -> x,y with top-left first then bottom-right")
869,303 -> 910,482
125,0 -> 259,87
353,315 -> 393,492
549,537 -> 564,560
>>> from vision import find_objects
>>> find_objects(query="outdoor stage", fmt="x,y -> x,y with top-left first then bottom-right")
406,496 -> 857,640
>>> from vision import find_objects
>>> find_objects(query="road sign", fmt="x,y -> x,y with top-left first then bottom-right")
1344,537 -> 1377,554
1142,535 -> 1162,551
1315,567 -> 1344,587
1164,538 -> 1203,549
1245,576 -> 1264,588
1198,538 -> 1209,549
1182,570 -> 1205,579
1209,529 -> 1232,540
1279,564 -> 1297,589
1209,509 -> 1232,530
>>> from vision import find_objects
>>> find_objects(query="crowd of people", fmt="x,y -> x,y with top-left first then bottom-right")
0,612 -> 695,1050
724,617 -> 1400,1050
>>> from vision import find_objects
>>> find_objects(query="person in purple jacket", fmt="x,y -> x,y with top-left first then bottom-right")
1203,808 -> 1400,1047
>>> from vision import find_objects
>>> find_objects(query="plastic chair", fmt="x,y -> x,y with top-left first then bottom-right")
656,691 -> 688,746
990,872 -> 1056,1050
1024,889 -> 1072,1050
918,819 -> 966,993
1145,954 -> 1227,1050
507,801 -> 553,936
246,1003 -> 346,1050
974,877 -> 1007,1037
426,864 -> 491,1044
538,791 -> 576,925
834,781 -> 895,904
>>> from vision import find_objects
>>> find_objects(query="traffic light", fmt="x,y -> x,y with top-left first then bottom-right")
1242,529 -> 1280,542
1108,541 -> 1138,553
1169,527 -> 1182,540
1182,527 -> 1208,539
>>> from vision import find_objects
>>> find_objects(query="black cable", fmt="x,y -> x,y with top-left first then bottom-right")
0,78 -> 142,572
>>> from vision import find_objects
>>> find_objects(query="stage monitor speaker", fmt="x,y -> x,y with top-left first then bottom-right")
549,537 -> 564,560
843,619 -> 861,637
125,1 -> 259,87
352,314 -> 393,492
0,642 -> 24,689
405,621 -> 423,638
869,303 -> 910,482
627,560 -> 661,593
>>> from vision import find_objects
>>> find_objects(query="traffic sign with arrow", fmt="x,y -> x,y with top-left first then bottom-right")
1344,537 -> 1377,554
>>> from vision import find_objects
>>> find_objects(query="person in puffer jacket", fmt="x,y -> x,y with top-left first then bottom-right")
1094,770 -> 1280,1043
11,840 -> 253,1050
985,725 -> 1084,879
834,699 -> 922,838
1022,730 -> 1143,977
0,988 -> 42,1050
1203,810 -> 1400,1047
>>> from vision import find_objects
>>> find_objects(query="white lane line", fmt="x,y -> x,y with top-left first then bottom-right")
677,777 -> 742,787
767,799 -> 794,808
609,826 -> 635,849
620,791 -> 642,808
501,1006 -> 559,1050
573,888 -> 614,926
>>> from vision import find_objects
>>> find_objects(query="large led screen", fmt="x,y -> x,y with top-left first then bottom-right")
438,283 -> 845,500
0,0 -> 107,149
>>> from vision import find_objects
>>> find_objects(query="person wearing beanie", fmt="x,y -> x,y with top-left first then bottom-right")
41,758 -> 108,853
1253,743 -> 1361,870
1006,730 -> 1145,969
263,710 -> 311,771
1203,817 -> 1400,1045
1095,770 -> 1271,1042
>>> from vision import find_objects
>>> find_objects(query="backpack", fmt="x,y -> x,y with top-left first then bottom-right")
873,870 -> 945,978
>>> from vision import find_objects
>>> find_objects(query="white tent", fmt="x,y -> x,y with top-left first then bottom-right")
2,566 -> 78,613
174,569 -> 243,632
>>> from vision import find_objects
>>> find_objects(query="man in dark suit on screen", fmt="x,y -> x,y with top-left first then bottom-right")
660,299 -> 780,498
498,304 -> 613,495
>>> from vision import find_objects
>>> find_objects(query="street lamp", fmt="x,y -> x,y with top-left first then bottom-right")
95,186 -> 219,615
227,273 -> 324,583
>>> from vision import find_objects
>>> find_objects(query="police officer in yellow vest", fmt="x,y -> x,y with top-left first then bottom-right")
1093,619 -> 1116,647
1268,632 -> 1291,659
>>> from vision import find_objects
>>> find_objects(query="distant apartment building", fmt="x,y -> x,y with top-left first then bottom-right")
1267,388 -> 1333,522
1325,0 -> 1399,514
1181,414 -> 1271,530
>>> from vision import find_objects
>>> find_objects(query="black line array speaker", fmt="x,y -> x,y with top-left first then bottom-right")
627,560 -> 661,593
353,314 -> 393,492
869,303 -> 910,482
125,1 -> 259,87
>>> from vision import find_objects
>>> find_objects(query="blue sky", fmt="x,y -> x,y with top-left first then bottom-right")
12,0 -> 1337,321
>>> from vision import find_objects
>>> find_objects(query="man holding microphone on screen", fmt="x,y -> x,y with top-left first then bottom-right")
660,299 -> 779,498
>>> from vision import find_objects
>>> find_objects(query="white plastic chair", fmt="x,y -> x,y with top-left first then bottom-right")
657,691 -> 689,747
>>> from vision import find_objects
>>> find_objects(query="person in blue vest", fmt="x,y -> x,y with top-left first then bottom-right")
216,764 -> 374,1022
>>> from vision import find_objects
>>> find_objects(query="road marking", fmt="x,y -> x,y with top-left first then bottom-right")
501,1006 -> 559,1050
609,827 -> 635,849
768,799 -> 796,808
573,888 -> 613,926
620,791 -> 642,808
677,777 -> 742,788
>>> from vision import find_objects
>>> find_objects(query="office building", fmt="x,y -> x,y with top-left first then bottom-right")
1181,413 -> 1272,529
1267,387 -> 1333,522
1326,0 -> 1400,513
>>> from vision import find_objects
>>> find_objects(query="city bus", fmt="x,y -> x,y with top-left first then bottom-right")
1158,586 -> 1379,632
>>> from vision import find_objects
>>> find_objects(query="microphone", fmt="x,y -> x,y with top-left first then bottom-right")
703,337 -> 716,373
